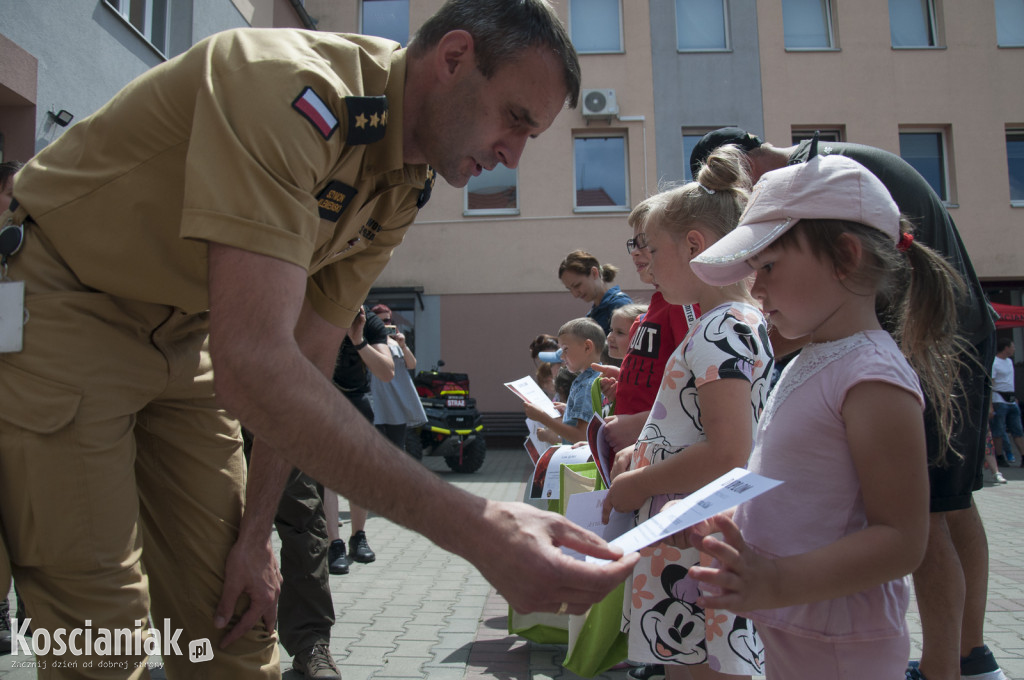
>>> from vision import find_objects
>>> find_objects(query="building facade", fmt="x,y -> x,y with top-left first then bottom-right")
3,0 -> 1022,423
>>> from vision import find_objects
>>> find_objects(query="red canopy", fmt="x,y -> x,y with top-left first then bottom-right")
991,302 -> 1024,329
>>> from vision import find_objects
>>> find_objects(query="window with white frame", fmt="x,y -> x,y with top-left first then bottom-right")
1008,130 -> 1024,204
889,0 -> 938,47
104,0 -> 169,56
465,166 -> 519,215
361,0 -> 410,46
899,130 -> 949,201
995,0 -> 1024,46
574,134 -> 628,211
676,0 -> 728,51
570,0 -> 623,53
782,0 -> 834,49
791,127 -> 844,145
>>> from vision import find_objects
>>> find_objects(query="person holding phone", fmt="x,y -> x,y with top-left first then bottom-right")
369,304 -> 427,453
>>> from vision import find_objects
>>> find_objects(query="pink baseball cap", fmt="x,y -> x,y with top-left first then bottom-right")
690,154 -> 901,286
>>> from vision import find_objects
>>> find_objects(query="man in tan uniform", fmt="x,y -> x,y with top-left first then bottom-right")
0,1 -> 639,677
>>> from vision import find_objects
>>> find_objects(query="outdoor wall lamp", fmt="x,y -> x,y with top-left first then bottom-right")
48,109 -> 74,127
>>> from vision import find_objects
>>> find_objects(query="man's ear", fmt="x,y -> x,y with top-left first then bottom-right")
434,30 -> 475,80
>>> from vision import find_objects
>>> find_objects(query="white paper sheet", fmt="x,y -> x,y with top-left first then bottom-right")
505,376 -> 561,419
585,468 -> 782,563
562,490 -> 633,560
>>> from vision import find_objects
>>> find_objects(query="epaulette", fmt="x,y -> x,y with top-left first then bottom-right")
417,166 -> 436,209
345,95 -> 388,145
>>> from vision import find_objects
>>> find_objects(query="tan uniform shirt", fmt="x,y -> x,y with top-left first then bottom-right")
13,28 -> 432,328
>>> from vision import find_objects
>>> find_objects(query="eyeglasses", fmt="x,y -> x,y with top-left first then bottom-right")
626,232 -> 649,254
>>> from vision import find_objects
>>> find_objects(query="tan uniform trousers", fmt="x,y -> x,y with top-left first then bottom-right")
0,224 -> 279,678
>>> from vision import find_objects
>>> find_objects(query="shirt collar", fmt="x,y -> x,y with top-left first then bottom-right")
360,48 -> 429,189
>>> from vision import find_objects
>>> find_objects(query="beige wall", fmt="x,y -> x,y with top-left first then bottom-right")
757,0 -> 1024,280
384,0 -> 655,297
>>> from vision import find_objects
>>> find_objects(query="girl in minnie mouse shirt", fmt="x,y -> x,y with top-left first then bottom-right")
603,147 -> 773,679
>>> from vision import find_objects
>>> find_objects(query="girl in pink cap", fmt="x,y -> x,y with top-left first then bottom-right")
685,154 -> 966,679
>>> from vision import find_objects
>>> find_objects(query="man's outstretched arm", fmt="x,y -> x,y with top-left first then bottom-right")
208,244 -> 639,617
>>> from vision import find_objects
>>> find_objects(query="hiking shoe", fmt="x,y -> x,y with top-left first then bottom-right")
628,664 -> 665,680
349,530 -> 376,563
292,642 -> 341,679
328,539 -> 350,575
961,645 -> 1008,680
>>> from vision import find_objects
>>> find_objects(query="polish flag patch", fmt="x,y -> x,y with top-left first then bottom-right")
292,87 -> 338,140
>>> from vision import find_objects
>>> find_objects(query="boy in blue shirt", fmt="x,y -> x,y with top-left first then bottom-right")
525,318 -> 605,444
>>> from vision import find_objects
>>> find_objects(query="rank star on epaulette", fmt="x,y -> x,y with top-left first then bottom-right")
417,166 -> 436,209
345,95 -> 388,145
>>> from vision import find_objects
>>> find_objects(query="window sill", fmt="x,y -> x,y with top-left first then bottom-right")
463,209 -> 520,217
573,207 -> 631,214
784,47 -> 840,52
577,49 -> 626,56
1011,201 -> 1024,208
677,48 -> 732,54
891,45 -> 946,50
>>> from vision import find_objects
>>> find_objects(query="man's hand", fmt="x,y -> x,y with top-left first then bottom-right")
686,513 -> 779,613
214,535 -> 282,648
470,501 -> 638,615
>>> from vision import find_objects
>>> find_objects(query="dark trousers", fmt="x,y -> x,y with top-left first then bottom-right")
274,469 -> 334,654
376,423 -> 407,451
242,429 -> 334,654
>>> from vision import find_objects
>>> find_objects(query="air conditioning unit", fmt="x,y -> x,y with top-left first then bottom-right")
581,88 -> 619,118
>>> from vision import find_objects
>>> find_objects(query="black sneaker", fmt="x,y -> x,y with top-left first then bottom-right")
349,530 -> 376,563
292,642 -> 341,679
327,539 -> 350,575
628,664 -> 665,680
960,645 -> 1008,680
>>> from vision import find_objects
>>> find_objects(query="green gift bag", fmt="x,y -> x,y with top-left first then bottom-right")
562,581 -> 628,676
560,462 -> 629,676
507,462 -> 604,644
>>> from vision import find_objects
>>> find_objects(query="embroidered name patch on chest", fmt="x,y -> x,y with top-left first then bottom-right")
293,87 -> 339,140
316,181 -> 357,221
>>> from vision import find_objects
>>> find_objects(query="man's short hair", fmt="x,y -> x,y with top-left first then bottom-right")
998,337 -> 1014,353
689,127 -> 763,178
558,317 -> 605,354
408,0 -> 580,108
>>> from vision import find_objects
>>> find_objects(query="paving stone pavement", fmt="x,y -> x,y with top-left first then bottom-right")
2,449 -> 1023,678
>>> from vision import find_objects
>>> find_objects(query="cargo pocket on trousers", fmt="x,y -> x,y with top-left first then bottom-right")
0,360 -> 85,567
